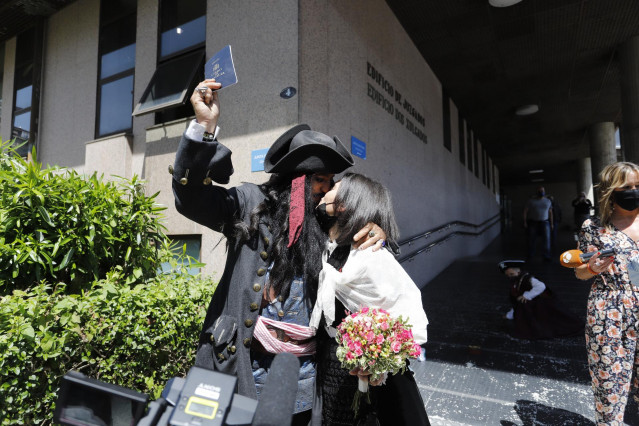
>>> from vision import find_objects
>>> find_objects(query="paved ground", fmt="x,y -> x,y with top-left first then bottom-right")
410,227 -> 639,425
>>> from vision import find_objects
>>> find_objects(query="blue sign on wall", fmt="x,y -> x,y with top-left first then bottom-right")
251,148 -> 269,172
351,136 -> 367,160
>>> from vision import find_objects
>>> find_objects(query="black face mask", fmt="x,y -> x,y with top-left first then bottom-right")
613,189 -> 639,211
315,202 -> 337,233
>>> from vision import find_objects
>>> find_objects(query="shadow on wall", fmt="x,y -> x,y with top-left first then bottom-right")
500,400 -> 594,426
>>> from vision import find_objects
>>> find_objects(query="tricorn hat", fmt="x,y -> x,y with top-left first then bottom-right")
498,260 -> 525,273
264,124 -> 355,174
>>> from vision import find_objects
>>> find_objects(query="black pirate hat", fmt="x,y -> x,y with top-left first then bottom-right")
264,124 -> 354,174
498,260 -> 526,273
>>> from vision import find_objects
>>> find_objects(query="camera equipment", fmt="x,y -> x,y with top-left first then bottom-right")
54,352 -> 300,426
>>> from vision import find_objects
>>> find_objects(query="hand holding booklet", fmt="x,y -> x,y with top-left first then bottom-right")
205,45 -> 238,90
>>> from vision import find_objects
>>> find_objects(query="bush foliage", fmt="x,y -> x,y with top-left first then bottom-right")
0,142 -> 217,424
0,273 -> 216,425
0,141 -> 169,293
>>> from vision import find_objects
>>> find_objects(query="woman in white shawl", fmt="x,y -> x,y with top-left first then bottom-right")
310,173 -> 430,426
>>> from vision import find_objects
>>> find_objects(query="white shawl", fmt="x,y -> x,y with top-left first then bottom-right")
309,241 -> 428,344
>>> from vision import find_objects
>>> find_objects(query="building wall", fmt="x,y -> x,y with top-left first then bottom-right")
0,0 -> 500,287
299,0 -> 500,286
39,0 -> 100,170
144,0 -> 301,275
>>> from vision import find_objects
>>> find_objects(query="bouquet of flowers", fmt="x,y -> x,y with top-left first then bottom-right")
335,307 -> 422,413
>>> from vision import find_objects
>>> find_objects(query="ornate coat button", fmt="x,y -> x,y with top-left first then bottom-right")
250,302 -> 259,311
243,338 -> 251,347
180,169 -> 190,185
257,268 -> 266,276
278,296 -> 285,302
278,310 -> 285,318
228,345 -> 236,354
244,319 -> 254,327
217,353 -> 226,360
263,237 -> 270,246
260,251 -> 268,260
209,335 -> 215,343
203,177 -> 212,185
168,165 -> 174,174
253,283 -> 261,292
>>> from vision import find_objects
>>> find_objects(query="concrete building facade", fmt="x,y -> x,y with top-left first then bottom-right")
0,0 -> 500,287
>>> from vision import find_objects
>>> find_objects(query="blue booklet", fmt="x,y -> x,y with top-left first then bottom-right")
205,45 -> 238,89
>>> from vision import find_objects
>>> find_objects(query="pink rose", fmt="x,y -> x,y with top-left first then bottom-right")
355,347 -> 363,357
361,307 -> 369,314
380,321 -> 389,331
391,341 -> 402,353
376,334 -> 385,344
366,331 -> 375,341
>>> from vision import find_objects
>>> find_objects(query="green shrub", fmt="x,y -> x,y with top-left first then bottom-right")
0,272 -> 217,425
0,141 -> 169,293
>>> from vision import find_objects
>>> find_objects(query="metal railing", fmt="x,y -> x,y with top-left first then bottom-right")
397,213 -> 501,264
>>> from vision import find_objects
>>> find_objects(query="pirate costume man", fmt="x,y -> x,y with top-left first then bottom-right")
498,260 -> 583,340
172,119 -> 358,422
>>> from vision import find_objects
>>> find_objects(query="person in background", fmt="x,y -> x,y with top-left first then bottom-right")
572,191 -> 593,230
574,162 -> 639,425
498,260 -> 583,340
523,186 -> 553,262
309,173 -> 430,426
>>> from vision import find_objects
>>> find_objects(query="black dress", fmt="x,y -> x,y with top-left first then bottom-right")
315,246 -> 431,426
509,272 -> 584,340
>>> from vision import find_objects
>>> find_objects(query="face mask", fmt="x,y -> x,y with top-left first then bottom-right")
613,189 -> 639,211
314,202 -> 337,232
538,190 -> 545,197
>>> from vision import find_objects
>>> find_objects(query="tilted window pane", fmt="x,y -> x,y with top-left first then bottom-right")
132,50 -> 203,116
101,44 -> 136,79
99,75 -> 133,136
160,15 -> 205,59
15,85 -> 32,110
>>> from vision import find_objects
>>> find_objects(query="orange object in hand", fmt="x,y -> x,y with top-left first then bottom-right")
559,249 -> 615,268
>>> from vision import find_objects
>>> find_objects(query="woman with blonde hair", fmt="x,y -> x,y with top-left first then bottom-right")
575,161 -> 639,424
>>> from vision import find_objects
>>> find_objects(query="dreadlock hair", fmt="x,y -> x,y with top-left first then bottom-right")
233,173 -> 326,301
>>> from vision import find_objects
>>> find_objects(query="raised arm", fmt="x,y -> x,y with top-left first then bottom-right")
172,80 -> 240,234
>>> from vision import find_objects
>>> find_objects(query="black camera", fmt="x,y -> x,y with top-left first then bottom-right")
54,353 -> 299,426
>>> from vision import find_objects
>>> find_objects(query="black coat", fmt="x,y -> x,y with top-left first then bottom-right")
172,132 -> 275,398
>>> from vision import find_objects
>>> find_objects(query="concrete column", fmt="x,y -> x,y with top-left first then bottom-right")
589,122 -> 617,184
576,157 -> 593,198
619,35 -> 639,164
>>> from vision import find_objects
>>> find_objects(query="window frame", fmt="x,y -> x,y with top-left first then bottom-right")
95,0 -> 137,139
132,0 -> 206,120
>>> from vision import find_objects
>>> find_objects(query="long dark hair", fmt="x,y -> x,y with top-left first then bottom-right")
332,173 -> 399,246
234,174 -> 325,300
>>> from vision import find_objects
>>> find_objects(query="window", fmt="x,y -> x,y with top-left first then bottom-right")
12,27 -> 40,157
160,236 -> 202,276
0,42 -> 4,128
133,0 -> 205,120
442,90 -> 451,152
96,0 -> 137,138
458,113 -> 465,165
